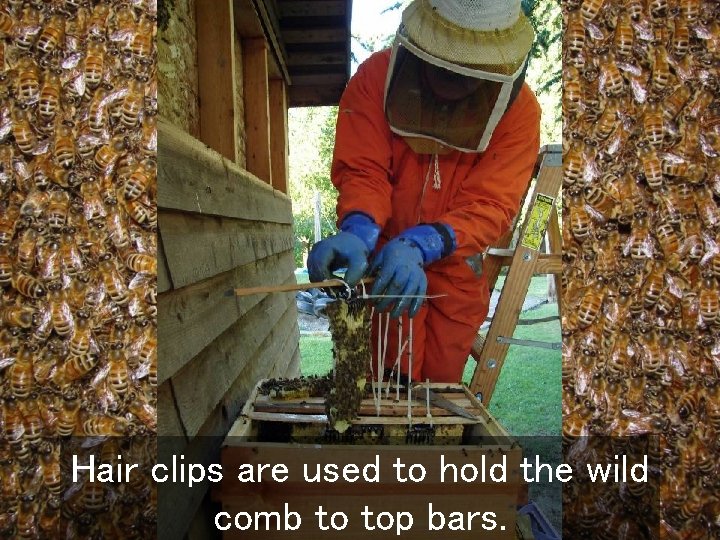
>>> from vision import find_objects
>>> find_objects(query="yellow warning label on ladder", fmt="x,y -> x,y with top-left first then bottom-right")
520,194 -> 555,251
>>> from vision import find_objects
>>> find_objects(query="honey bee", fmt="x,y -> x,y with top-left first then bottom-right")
675,115 -> 699,161
598,48 -> 624,97
671,18 -> 689,58
643,98 -> 664,147
699,272 -> 719,325
60,350 -> 99,384
36,13 -> 64,56
123,251 -> 156,275
9,344 -> 35,399
564,139 -> 587,187
1,304 -> 35,328
88,2 -> 111,37
641,260 -> 666,308
613,10 -> 633,57
12,107 -> 37,155
99,252 -> 129,305
625,210 -> 654,259
47,282 -> 74,337
81,413 -> 129,436
580,0 -> 605,22
80,178 -> 106,221
15,55 -> 40,106
123,158 -> 155,200
56,388 -> 81,436
37,70 -> 62,122
125,198 -> 150,226
13,272 -> 46,298
593,99 -> 619,141
18,396 -> 44,448
654,221 -> 680,261
687,86 -> 714,119
14,6 -> 41,51
694,187 -> 720,228
84,39 -> 104,89
663,84 -> 691,123
131,15 -> 154,62
650,44 -> 671,95
36,442 -> 63,495
38,496 -> 61,537
576,277 -> 607,329
120,77 -> 145,128
637,141 -> 663,190
16,494 -> 37,539
679,0 -> 700,23
93,135 -> 125,173
127,391 -> 156,430
107,344 -> 129,397
0,250 -> 11,285
140,113 -> 157,156
45,191 -> 69,233
87,87 -> 110,134
53,122 -> 75,168
0,10 -> 14,36
676,389 -> 702,420
568,189 -> 593,241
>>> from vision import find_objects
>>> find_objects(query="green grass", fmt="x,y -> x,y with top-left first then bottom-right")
298,294 -> 560,437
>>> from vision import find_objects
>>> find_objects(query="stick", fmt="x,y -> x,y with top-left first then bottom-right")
226,277 -> 375,297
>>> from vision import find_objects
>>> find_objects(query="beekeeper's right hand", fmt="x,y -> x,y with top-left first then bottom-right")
307,212 -> 380,286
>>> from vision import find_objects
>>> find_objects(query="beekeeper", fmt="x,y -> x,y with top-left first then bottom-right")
308,0 -> 541,382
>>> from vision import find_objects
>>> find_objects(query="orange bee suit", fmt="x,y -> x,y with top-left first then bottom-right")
331,49 -> 541,382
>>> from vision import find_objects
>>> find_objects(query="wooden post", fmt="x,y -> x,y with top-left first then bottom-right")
196,0 -> 238,162
269,79 -> 288,193
243,38 -> 272,185
470,150 -> 562,405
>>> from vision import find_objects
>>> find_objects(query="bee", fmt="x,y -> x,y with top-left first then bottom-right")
56,388 -> 81,436
0,214 -> 16,247
38,496 -> 61,537
81,413 -> 129,437
131,15 -> 154,62
694,187 -> 720,228
0,250 -> 11,285
127,391 -> 156,430
0,305 -> 35,328
15,55 -> 40,106
36,442 -> 63,495
18,396 -> 44,447
14,6 -> 41,51
125,198 -> 150,226
637,141 -> 663,190
124,251 -> 156,275
675,115 -> 699,161
53,122 -> 75,168
576,277 -> 607,329
60,350 -> 99,384
84,39 -> 104,89
613,10 -> 633,58
593,99 -> 619,141
9,344 -> 35,399
80,178 -> 106,222
625,210 -> 654,260
47,282 -> 74,337
641,261 -> 666,308
687,86 -> 714,119
140,113 -> 157,156
88,87 -> 110,134
99,252 -> 129,305
679,0 -> 700,23
36,13 -> 64,56
650,44 -> 671,95
88,2 -> 111,37
567,189 -> 592,241
37,70 -> 62,122
123,158 -> 155,200
676,389 -> 702,420
93,135 -> 125,173
120,77 -> 145,128
138,329 -> 156,367
16,494 -> 37,539
654,221 -> 680,261
563,139 -> 587,187
699,272 -> 719,325
107,344 -> 129,397
671,18 -> 689,58
598,48 -> 624,97
580,0 -> 604,21
663,84 -> 691,123
45,191 -> 69,233
643,98 -> 663,148
0,10 -> 14,36
11,108 -> 37,155
13,272 -> 46,298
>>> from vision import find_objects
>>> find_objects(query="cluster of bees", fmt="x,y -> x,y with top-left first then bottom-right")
561,0 -> 720,536
324,299 -> 372,434
0,1 -> 157,537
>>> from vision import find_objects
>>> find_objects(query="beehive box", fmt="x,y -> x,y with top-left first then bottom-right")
213,381 -> 523,539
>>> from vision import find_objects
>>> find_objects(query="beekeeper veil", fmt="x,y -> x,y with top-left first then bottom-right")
385,0 -> 535,154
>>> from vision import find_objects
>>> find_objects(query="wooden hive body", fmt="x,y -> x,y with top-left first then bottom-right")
213,381 -> 524,539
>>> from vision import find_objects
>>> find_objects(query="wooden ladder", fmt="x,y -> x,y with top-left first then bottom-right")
469,144 -> 563,405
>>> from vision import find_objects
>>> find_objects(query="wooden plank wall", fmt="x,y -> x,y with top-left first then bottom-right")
157,119 -> 300,538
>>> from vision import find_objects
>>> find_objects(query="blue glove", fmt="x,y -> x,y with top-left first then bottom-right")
370,223 -> 456,318
307,213 -> 380,286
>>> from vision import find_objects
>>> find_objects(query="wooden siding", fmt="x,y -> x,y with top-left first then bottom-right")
157,118 -> 300,538
158,0 -> 200,136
